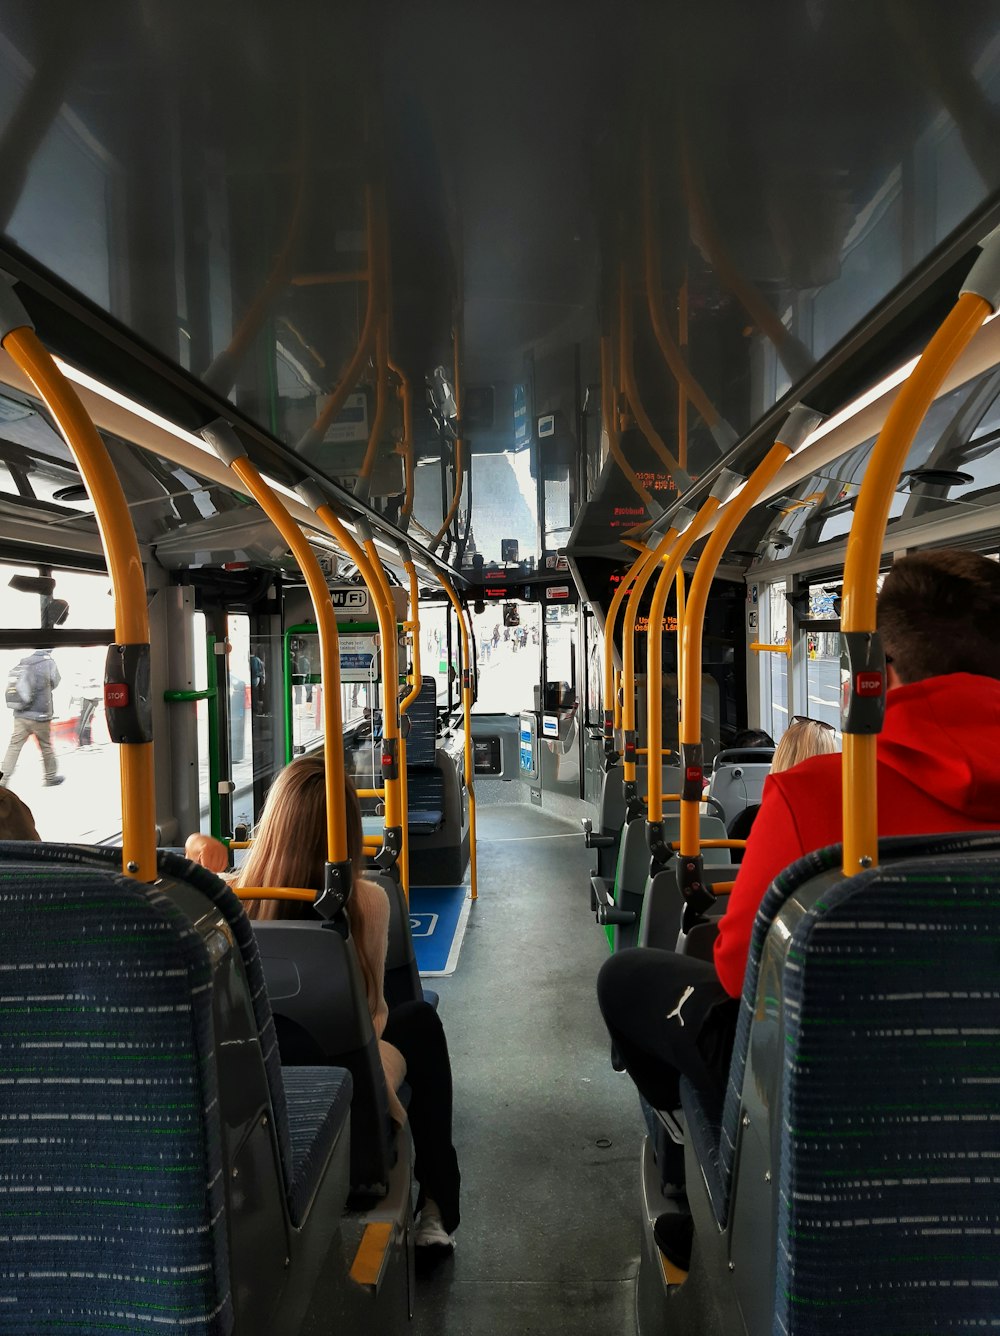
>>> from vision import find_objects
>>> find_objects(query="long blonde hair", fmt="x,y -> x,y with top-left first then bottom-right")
234,755 -> 374,992
771,719 -> 837,774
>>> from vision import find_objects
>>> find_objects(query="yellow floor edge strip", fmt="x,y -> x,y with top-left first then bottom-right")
659,1250 -> 688,1288
350,1220 -> 394,1288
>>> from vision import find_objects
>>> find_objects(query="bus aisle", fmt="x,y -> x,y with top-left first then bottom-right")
409,804 -> 642,1336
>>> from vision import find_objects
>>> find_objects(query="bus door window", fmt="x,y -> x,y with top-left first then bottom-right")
471,601 -> 539,715
288,630 -> 323,758
541,604 -> 580,791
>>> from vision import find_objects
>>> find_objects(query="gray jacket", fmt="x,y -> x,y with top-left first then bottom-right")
15,651 -> 61,722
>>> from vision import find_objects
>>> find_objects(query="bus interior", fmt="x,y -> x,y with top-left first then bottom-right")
0,4 -> 999,1334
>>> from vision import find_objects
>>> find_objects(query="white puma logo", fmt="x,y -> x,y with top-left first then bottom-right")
667,985 -> 696,1027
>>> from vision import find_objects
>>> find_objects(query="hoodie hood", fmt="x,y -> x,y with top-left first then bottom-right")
879,673 -> 1000,822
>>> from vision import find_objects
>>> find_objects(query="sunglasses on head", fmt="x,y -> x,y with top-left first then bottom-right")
789,715 -> 837,733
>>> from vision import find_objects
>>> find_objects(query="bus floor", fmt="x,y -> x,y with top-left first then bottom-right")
411,803 -> 643,1336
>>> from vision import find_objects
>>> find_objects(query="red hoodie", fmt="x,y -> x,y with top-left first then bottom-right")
713,673 -> 1000,997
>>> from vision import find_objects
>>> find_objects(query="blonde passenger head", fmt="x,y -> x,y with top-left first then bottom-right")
235,753 -> 363,917
771,718 -> 838,774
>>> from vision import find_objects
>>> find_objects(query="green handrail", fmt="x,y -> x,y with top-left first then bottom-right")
163,633 -> 221,837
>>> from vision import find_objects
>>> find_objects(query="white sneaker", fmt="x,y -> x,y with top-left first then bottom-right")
414,1201 -> 455,1251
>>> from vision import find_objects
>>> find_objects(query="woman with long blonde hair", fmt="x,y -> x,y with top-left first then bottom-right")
194,753 -> 461,1254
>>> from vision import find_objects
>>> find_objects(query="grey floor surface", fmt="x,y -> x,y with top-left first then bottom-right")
410,802 -> 645,1336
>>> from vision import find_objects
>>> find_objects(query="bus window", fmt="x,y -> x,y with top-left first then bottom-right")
288,630 -> 323,757
0,564 -> 121,842
471,602 -> 540,714
760,581 -> 789,739
227,614 -> 254,808
193,611 -> 213,833
421,603 -> 457,712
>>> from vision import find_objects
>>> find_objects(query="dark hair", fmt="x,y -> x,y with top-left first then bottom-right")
877,549 -> 1000,683
731,728 -> 775,749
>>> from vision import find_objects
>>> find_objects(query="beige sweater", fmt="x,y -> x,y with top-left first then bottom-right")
351,877 -> 407,1126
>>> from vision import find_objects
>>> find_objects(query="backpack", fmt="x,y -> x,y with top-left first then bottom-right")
5,662 -> 32,710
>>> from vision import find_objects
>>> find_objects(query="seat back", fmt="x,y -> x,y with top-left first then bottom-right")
254,919 -> 395,1198
367,869 -> 424,1009
685,832 -> 1000,1336
774,850 -> 1000,1333
707,758 -> 773,827
0,844 -> 235,1335
405,678 -> 438,767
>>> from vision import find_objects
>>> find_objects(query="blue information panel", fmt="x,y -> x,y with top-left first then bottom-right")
519,712 -> 537,778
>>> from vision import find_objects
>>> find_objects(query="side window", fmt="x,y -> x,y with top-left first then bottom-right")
0,564 -> 121,842
759,580 -> 789,740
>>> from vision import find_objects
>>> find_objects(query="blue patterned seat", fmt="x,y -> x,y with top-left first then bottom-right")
0,850 -> 233,1335
0,841 -> 355,1333
680,832 -> 1000,1335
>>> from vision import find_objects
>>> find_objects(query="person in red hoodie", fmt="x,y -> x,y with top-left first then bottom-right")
596,548 -> 1000,1268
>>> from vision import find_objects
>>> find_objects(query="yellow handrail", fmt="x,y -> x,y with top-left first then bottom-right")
390,358 -> 415,519
677,412 -> 819,859
234,886 -> 317,903
298,181 -> 378,453
618,261 -> 687,483
354,316 -> 389,498
433,569 -> 478,901
749,641 -> 791,656
297,487 -> 406,888
646,497 -> 721,824
395,548 -> 422,898
621,525 -> 681,784
0,307 -> 156,881
600,333 -> 653,509
433,327 -> 465,547
841,249 -> 998,874
202,422 -> 351,905
601,544 -> 649,744
641,136 -> 736,453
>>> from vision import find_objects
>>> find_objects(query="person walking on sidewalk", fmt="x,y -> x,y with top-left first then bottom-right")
2,649 -> 64,787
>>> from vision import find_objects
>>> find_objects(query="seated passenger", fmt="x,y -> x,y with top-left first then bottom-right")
597,549 -> 1000,1269
192,756 -> 461,1255
0,784 -> 40,840
727,727 -> 774,749
727,717 -> 836,860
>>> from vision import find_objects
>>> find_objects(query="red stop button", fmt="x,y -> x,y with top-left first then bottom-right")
854,672 -> 883,697
105,682 -> 129,708
686,766 -> 702,784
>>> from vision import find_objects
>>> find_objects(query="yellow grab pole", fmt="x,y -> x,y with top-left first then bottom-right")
394,545 -> 422,899
641,136 -> 737,453
840,243 -> 999,874
354,316 -> 389,499
433,328 -> 465,547
677,408 -> 821,881
618,262 -> 690,486
620,525 -> 681,800
202,422 -> 351,913
359,524 -> 407,883
600,333 -> 653,509
674,566 -> 685,695
296,485 -> 406,887
434,569 -> 478,901
0,299 -> 157,881
645,497 -> 721,828
601,543 -> 651,753
390,358 -> 416,519
298,182 -> 379,453
399,550 -> 423,711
